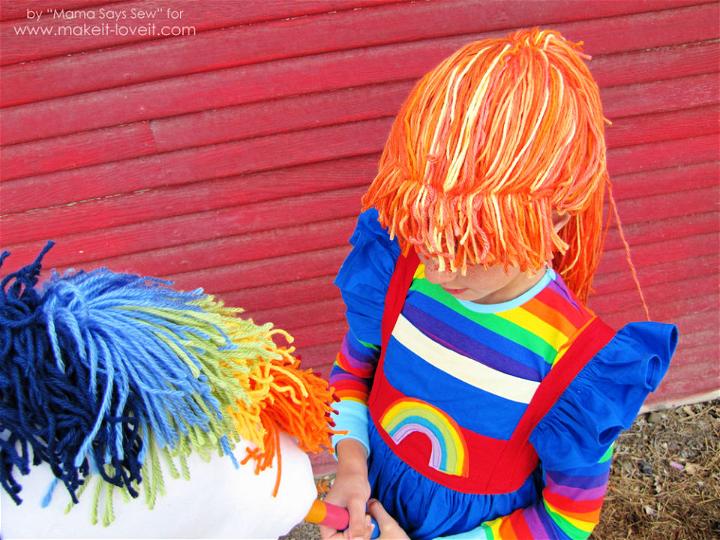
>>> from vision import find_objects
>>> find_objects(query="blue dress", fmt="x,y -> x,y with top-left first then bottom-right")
330,208 -> 679,539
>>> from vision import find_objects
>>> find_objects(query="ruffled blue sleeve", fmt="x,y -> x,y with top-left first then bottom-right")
333,207 -> 401,346
328,208 -> 401,458
438,322 -> 678,539
531,321 -> 679,470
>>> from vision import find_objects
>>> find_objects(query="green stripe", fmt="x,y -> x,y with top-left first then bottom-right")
599,442 -> 615,463
358,338 -> 379,351
543,500 -> 590,540
410,278 -> 557,363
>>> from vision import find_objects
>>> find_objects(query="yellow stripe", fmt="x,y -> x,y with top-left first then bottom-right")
545,500 -> 595,532
341,396 -> 367,404
485,516 -> 504,538
497,306 -> 569,351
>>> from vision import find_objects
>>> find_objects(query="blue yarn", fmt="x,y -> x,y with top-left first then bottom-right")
220,436 -> 240,469
41,477 -> 59,508
1,240 -> 99,504
40,266 -> 227,460
1,241 -> 237,507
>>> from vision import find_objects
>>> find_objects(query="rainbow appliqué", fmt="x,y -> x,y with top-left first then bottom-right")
380,397 -> 469,477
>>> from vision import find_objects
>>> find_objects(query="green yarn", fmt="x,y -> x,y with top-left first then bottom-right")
51,289 -> 322,526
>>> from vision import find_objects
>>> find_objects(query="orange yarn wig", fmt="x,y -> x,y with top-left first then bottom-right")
362,27 -> 615,304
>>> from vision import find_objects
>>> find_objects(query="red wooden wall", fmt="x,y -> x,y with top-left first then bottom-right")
1,0 -> 718,474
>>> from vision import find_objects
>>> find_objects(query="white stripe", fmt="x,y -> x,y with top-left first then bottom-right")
392,315 -> 539,404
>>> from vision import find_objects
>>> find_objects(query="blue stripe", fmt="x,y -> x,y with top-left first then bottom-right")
403,303 -> 542,382
383,337 -> 526,440
547,468 -> 610,489
345,330 -> 380,363
405,288 -> 550,376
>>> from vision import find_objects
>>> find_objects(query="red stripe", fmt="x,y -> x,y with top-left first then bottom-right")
332,379 -> 368,392
544,490 -> 604,513
335,352 -> 373,378
508,508 -> 534,539
535,285 -> 590,329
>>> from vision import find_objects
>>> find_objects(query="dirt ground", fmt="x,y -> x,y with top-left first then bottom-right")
282,399 -> 720,540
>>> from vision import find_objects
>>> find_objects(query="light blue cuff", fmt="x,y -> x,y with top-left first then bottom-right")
435,525 -> 488,539
330,400 -> 371,460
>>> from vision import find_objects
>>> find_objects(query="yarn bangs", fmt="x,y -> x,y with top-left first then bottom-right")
362,27 -> 612,302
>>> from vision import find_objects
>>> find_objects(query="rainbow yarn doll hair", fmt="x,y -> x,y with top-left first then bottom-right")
0,241 -> 339,526
363,26 -> 649,316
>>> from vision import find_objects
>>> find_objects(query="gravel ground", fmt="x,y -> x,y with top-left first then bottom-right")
282,399 -> 720,540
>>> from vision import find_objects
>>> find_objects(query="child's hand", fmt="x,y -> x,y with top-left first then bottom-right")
318,469 -> 371,540
319,440 -> 371,540
367,499 -> 409,539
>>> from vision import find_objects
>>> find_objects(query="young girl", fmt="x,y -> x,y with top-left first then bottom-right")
322,27 -> 679,540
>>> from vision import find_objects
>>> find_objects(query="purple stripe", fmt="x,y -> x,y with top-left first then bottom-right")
547,279 -> 581,311
330,371 -> 369,384
524,506 -> 553,538
340,338 -> 374,371
546,475 -> 608,500
392,424 -> 442,469
403,303 -> 542,381
536,503 -> 563,539
344,333 -> 379,363
549,469 -> 610,489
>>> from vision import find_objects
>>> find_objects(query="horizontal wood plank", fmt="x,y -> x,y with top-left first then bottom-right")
0,187 -> 364,276
2,4 -> 717,145
600,229 -> 718,271
603,211 -> 718,252
0,119 -> 388,213
2,127 -> 717,226
590,273 -> 719,315
593,254 -> 717,295
1,155 -> 374,246
0,0 -> 395,64
3,86 -> 718,182
0,0 -> 705,104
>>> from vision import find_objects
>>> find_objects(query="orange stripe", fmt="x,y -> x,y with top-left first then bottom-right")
334,389 -> 367,401
498,515 -> 519,540
523,297 -> 577,337
553,505 -> 602,524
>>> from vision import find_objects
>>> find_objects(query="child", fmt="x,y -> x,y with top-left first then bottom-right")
322,27 -> 679,540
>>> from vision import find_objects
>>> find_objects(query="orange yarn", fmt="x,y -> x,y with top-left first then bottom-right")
362,26 -> 634,306
234,334 -> 343,497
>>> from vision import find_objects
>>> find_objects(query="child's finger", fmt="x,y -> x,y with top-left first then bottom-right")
347,499 -> 370,540
318,524 -> 339,540
367,498 -> 403,536
318,524 -> 347,540
367,499 -> 392,525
